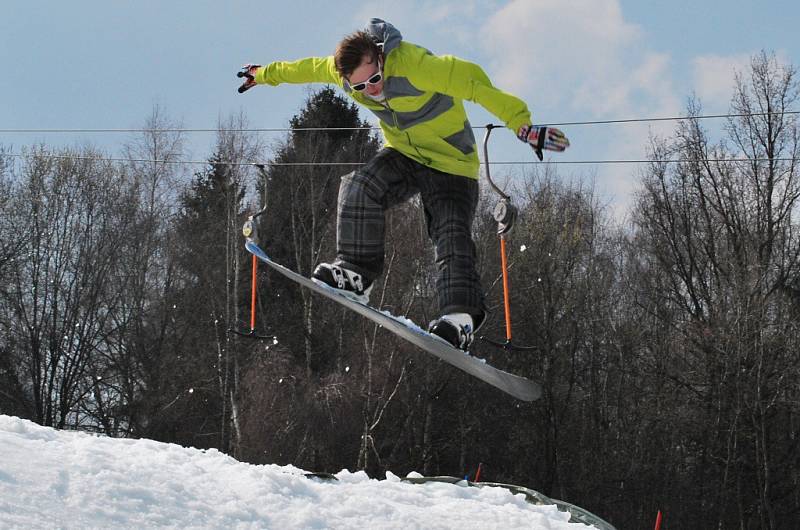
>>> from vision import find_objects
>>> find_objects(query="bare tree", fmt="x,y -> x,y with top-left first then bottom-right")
4,148 -> 133,429
214,112 -> 263,456
632,51 -> 800,528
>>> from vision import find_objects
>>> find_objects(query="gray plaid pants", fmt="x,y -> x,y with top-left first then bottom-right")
334,148 -> 485,317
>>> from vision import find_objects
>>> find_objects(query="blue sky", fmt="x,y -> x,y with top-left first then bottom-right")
2,1 -> 798,217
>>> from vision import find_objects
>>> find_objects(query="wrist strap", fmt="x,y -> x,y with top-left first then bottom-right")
536,127 -> 547,151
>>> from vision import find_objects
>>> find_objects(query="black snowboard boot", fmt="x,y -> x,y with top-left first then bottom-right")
428,313 -> 476,351
312,262 -> 373,304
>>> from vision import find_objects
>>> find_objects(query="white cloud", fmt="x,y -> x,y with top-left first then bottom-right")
691,53 -> 752,110
480,0 -> 679,119
479,0 -> 685,218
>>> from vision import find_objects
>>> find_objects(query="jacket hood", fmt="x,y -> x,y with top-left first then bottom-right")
364,18 -> 403,56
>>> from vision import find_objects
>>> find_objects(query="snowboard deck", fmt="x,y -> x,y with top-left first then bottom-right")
246,240 -> 541,402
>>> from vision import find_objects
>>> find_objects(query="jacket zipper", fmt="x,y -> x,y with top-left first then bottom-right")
381,98 -> 432,165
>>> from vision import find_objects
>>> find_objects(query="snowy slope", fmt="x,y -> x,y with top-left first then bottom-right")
0,415 -> 595,529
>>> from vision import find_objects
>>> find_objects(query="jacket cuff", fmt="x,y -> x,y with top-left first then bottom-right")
254,65 -> 272,85
507,116 -> 531,135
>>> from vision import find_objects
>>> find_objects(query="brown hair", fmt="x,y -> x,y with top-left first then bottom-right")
334,31 -> 380,78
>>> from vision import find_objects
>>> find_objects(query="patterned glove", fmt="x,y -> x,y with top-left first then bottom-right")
517,125 -> 570,161
237,64 -> 262,93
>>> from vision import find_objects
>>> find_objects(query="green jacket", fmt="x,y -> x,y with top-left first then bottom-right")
255,19 -> 531,179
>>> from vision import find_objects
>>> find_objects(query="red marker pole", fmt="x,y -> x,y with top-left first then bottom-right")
654,510 -> 663,530
499,237 -> 513,343
250,254 -> 258,332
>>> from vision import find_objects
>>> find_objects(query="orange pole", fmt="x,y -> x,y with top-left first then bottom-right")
474,462 -> 483,482
250,254 -> 258,331
654,510 -> 663,530
500,236 -> 512,342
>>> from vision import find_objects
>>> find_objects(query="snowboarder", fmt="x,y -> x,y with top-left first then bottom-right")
238,18 -> 569,350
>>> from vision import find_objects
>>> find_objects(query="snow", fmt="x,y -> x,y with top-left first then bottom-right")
0,415 -> 594,529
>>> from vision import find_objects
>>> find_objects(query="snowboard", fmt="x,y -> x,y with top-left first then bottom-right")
245,240 -> 541,402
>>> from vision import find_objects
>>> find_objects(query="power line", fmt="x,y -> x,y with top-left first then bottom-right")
0,127 -> 371,134
2,151 -> 796,167
541,110 -> 800,128
0,127 -> 366,134
0,110 -> 797,134
0,152 -> 363,166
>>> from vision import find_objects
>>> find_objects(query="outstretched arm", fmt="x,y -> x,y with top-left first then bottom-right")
237,56 -> 342,93
406,52 -> 569,157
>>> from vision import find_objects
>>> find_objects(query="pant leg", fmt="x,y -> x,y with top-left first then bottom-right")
417,170 -> 485,318
335,148 -> 418,280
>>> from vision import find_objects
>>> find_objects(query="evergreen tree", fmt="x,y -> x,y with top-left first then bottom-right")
239,87 -> 387,470
134,153 -> 248,450
256,87 -> 379,375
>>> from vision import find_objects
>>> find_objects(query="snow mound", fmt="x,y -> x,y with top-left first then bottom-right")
0,415 -> 594,529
